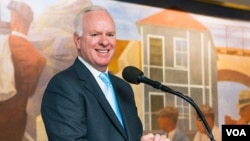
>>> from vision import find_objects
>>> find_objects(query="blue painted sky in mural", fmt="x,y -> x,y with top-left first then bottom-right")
0,0 -> 60,21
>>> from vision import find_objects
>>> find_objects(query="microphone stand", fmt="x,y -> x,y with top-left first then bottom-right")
139,76 -> 216,141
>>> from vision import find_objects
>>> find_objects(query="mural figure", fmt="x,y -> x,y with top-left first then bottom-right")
193,104 -> 221,141
157,106 -> 190,141
235,89 -> 250,125
0,1 -> 46,141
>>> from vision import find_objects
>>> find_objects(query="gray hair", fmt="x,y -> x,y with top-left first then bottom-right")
74,5 -> 108,37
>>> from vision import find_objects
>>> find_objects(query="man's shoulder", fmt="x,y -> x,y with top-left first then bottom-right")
48,64 -> 76,83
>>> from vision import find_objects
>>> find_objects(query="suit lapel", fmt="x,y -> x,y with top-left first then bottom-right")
73,58 -> 127,139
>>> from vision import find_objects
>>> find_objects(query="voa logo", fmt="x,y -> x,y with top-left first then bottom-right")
226,129 -> 246,136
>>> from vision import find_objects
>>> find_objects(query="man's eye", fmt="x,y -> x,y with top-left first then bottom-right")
107,33 -> 115,37
91,33 -> 98,37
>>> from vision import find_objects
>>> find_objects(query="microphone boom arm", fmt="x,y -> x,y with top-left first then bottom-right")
139,76 -> 216,141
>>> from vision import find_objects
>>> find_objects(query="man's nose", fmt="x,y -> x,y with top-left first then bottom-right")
99,35 -> 109,46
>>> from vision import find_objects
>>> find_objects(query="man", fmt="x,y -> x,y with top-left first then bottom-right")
235,89 -> 250,124
0,1 -> 46,141
157,106 -> 190,141
41,5 -> 169,141
193,104 -> 221,141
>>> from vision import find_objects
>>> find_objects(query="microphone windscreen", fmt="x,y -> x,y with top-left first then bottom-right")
122,66 -> 143,84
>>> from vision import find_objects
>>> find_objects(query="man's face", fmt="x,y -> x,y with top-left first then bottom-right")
158,116 -> 169,131
196,117 -> 206,134
74,10 -> 116,72
195,115 -> 214,134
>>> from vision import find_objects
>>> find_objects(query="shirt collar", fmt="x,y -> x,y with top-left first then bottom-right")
77,56 -> 108,78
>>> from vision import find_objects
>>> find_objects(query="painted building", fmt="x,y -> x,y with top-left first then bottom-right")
136,8 -> 218,133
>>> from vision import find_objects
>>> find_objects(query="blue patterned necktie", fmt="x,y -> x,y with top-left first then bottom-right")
99,73 -> 123,127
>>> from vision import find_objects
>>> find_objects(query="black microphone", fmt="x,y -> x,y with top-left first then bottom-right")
122,66 -> 216,141
122,66 -> 143,84
122,66 -> 162,89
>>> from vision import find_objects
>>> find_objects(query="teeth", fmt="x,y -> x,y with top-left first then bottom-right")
97,49 -> 108,53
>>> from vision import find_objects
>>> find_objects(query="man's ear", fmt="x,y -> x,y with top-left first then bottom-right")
73,33 -> 80,48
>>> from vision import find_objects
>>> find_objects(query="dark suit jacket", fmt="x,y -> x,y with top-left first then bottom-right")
41,58 -> 143,141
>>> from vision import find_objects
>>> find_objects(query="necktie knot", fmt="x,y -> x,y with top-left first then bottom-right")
99,73 -> 112,88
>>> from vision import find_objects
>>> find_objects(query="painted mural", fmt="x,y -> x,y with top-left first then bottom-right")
0,0 -> 250,140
